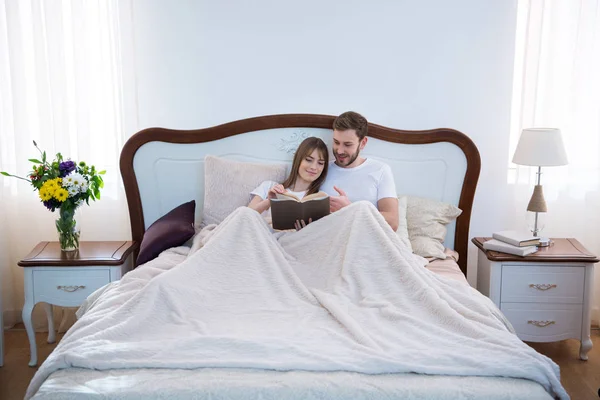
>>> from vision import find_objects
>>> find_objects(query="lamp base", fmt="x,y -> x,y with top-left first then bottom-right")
537,237 -> 551,247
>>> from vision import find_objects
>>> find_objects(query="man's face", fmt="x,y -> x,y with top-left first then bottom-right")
332,129 -> 366,168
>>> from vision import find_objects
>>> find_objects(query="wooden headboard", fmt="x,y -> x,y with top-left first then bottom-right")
120,114 -> 480,274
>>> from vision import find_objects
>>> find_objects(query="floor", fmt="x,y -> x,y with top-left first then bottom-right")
0,327 -> 599,400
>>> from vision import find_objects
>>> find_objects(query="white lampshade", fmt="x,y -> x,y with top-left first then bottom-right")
512,128 -> 568,166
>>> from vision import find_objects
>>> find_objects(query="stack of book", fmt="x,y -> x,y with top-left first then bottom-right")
483,230 -> 540,256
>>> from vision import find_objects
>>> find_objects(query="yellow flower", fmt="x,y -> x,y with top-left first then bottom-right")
41,181 -> 56,195
53,188 -> 69,202
39,187 -> 52,201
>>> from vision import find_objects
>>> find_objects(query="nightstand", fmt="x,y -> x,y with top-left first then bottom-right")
473,237 -> 598,360
18,241 -> 138,366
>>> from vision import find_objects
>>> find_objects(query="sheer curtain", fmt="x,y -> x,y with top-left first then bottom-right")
0,0 -> 136,329
509,0 -> 600,323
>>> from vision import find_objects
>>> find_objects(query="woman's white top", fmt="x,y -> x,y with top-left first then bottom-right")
250,180 -> 307,219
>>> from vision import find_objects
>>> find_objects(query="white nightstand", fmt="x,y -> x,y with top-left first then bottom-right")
473,237 -> 598,360
0,266 -> 3,367
18,241 -> 137,366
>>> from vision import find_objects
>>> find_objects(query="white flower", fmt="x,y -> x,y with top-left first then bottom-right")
68,173 -> 85,188
75,199 -> 84,207
63,175 -> 75,186
67,186 -> 79,196
79,181 -> 88,193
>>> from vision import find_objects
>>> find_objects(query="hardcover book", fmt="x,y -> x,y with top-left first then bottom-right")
492,230 -> 540,247
483,239 -> 538,257
270,191 -> 330,230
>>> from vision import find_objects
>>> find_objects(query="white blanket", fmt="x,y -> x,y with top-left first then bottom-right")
26,202 -> 567,399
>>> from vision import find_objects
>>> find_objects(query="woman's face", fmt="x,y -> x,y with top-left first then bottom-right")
298,148 -> 326,184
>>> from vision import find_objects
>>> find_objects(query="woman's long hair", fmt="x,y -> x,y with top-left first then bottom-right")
281,137 -> 329,195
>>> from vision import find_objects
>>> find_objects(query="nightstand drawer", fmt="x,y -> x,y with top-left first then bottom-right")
501,265 -> 584,303
33,269 -> 110,307
501,302 -> 582,342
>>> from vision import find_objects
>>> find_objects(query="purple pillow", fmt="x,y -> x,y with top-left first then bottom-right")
136,200 -> 196,266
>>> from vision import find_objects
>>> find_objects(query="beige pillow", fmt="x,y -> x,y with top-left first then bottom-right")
202,156 -> 287,226
395,196 -> 413,251
400,195 -> 462,259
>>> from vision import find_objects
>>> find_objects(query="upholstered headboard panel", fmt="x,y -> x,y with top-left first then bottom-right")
120,114 -> 480,274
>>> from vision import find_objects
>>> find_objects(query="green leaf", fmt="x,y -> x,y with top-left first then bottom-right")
0,172 -> 31,183
28,158 -> 43,164
42,151 -> 46,163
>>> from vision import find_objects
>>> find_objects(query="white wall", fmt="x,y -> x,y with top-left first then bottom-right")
130,0 -> 519,283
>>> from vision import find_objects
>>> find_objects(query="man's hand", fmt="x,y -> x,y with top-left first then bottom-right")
330,186 -> 351,212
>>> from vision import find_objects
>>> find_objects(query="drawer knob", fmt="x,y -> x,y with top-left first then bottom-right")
528,320 -> 556,327
529,283 -> 557,291
57,285 -> 86,292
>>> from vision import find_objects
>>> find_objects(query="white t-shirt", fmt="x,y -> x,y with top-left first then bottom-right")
250,180 -> 307,219
320,159 -> 396,206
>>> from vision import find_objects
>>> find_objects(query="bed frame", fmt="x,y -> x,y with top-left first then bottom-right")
120,114 -> 480,274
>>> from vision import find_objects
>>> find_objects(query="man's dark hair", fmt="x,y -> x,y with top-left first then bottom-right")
333,111 -> 368,141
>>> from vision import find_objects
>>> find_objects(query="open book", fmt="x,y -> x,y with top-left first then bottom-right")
270,191 -> 330,230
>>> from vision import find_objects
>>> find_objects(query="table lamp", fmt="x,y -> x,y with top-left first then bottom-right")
512,128 -> 568,239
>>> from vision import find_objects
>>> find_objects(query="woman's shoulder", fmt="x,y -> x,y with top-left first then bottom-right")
252,180 -> 279,193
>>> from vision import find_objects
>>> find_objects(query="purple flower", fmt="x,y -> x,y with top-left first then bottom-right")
43,200 -> 56,211
59,161 -> 76,177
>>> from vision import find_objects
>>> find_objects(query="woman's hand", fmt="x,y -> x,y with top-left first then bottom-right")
267,184 -> 287,199
294,218 -> 312,231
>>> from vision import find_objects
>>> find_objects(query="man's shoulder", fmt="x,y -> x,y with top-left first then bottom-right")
364,158 -> 391,171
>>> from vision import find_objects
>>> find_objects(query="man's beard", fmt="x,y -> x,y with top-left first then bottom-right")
335,147 -> 360,167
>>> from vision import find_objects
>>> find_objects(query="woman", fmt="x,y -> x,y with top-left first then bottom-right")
248,136 -> 328,220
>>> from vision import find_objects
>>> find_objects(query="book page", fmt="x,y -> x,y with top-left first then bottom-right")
300,191 -> 329,203
274,192 -> 300,202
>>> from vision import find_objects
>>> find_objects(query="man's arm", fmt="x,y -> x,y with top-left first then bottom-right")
377,197 -> 399,232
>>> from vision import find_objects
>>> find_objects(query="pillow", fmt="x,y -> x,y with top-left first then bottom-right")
202,155 -> 287,226
395,196 -> 413,251
137,200 -> 196,266
400,195 -> 462,259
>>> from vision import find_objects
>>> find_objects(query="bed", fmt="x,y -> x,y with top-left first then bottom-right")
27,114 -> 564,399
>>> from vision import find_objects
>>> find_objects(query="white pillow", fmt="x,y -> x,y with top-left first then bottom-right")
202,156 -> 287,226
400,195 -> 462,259
395,196 -> 413,251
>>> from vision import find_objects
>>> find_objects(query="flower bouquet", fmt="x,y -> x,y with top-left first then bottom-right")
1,141 -> 105,251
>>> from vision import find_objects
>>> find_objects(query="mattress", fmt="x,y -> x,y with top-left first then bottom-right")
33,367 -> 553,400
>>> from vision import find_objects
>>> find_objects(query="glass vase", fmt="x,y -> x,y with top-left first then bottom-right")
56,207 -> 80,252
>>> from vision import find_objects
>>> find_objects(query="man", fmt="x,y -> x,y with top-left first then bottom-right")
320,111 -> 399,231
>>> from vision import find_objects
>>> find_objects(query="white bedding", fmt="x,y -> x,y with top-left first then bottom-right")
33,368 -> 554,400
27,202 -> 566,399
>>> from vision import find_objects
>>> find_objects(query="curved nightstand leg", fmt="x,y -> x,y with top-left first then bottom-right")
44,303 -> 56,344
22,301 -> 37,367
580,337 -> 592,361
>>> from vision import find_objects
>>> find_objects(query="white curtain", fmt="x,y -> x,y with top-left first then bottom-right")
509,0 -> 600,323
0,0 -> 136,329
